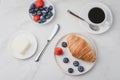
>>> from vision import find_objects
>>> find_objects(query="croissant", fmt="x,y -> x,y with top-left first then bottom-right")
67,34 -> 96,62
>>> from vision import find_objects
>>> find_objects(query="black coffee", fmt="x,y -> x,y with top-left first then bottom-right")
88,7 -> 105,24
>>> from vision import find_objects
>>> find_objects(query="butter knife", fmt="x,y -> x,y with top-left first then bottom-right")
35,24 -> 60,62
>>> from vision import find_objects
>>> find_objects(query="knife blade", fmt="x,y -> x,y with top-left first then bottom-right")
48,24 -> 60,41
35,24 -> 60,62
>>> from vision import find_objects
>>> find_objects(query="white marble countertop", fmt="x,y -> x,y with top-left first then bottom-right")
0,0 -> 120,80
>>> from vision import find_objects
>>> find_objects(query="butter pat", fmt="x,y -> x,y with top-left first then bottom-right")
11,34 -> 31,55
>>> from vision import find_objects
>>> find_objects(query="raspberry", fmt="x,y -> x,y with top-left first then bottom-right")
35,0 -> 44,8
54,47 -> 63,55
33,15 -> 40,22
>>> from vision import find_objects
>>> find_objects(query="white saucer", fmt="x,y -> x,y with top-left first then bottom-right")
79,2 -> 113,34
54,33 -> 97,76
8,31 -> 38,59
29,0 -> 55,25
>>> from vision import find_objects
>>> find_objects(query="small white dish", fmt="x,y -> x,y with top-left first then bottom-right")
29,0 -> 55,25
8,31 -> 38,59
79,2 -> 113,34
54,33 -> 97,76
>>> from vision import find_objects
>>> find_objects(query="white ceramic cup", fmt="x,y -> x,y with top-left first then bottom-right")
87,7 -> 107,26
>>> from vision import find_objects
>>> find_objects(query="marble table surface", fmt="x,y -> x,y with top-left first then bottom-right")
0,0 -> 120,80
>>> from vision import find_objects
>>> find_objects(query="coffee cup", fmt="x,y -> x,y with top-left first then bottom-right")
87,7 -> 107,26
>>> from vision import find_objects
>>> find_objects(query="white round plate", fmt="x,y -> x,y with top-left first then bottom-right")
8,31 -> 38,59
79,2 -> 113,34
29,0 -> 55,25
54,33 -> 97,76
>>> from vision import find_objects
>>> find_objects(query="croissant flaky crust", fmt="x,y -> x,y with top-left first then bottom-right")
67,34 -> 96,62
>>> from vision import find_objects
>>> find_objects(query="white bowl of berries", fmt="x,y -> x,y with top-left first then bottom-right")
29,0 -> 55,25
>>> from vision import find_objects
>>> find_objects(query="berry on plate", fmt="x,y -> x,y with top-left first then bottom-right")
78,66 -> 84,72
54,47 -> 63,55
68,68 -> 74,73
33,15 -> 40,22
35,0 -> 44,8
73,61 -> 79,67
63,57 -> 69,63
61,42 -> 67,48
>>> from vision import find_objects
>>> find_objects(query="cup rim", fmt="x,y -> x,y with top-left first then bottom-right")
87,7 -> 107,26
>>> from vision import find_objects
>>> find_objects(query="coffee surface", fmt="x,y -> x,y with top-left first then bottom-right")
88,7 -> 105,24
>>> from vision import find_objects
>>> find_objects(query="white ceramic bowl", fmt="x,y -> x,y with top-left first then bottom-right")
29,0 -> 55,25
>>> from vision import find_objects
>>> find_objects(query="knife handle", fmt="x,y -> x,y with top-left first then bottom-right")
35,41 -> 49,62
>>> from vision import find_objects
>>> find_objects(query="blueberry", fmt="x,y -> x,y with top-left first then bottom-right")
61,42 -> 67,48
68,68 -> 74,73
44,7 -> 50,12
78,66 -> 84,72
31,12 -> 37,16
29,9 -> 34,13
38,20 -> 43,24
38,18 -> 46,24
48,5 -> 53,11
73,61 -> 79,67
34,8 -> 39,12
48,11 -> 53,15
37,10 -> 42,16
47,12 -> 53,18
39,7 -> 44,11
30,3 -> 35,10
42,11 -> 47,17
45,15 -> 51,19
45,8 -> 50,13
63,57 -> 69,63
45,12 -> 53,19
29,3 -> 36,14
43,13 -> 47,17
43,7 -> 48,11
42,18 -> 47,22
